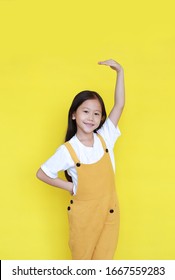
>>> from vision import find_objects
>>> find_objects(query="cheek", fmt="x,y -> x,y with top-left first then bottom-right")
96,116 -> 102,124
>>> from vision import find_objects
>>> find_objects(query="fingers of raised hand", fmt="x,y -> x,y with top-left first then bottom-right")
98,59 -> 115,65
98,59 -> 121,71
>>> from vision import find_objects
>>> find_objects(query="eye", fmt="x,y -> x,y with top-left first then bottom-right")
94,112 -> 100,116
83,110 -> 89,113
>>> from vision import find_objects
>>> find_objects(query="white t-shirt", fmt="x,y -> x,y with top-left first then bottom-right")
41,118 -> 121,194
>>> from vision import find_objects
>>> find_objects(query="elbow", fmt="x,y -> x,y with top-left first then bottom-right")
116,99 -> 125,111
36,168 -> 52,184
121,97 -> 125,109
117,102 -> 125,112
120,102 -> 125,110
120,99 -> 125,111
36,168 -> 43,180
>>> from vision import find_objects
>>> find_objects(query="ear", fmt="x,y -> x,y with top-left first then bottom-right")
72,113 -> 76,120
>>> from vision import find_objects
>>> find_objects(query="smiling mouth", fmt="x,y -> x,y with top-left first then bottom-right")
84,122 -> 94,126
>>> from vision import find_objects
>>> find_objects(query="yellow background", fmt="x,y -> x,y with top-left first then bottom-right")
0,0 -> 175,260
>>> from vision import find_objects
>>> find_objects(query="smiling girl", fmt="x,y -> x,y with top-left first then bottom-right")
36,59 -> 125,260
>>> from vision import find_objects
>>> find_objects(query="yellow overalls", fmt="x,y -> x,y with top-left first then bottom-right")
64,134 -> 120,260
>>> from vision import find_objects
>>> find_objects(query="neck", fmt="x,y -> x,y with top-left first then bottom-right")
76,132 -> 94,147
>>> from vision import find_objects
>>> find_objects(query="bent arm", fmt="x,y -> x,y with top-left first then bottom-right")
98,59 -> 125,127
36,168 -> 73,194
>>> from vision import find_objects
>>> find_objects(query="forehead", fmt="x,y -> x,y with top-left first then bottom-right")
79,99 -> 102,111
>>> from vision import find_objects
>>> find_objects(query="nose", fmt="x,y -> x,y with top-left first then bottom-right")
87,113 -> 94,121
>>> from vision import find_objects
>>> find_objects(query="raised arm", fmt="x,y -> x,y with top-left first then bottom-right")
98,59 -> 125,127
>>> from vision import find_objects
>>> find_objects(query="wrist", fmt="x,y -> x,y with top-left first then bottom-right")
68,182 -> 74,195
116,66 -> 124,73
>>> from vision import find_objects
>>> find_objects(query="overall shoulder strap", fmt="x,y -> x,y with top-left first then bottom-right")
64,142 -> 80,164
97,134 -> 108,151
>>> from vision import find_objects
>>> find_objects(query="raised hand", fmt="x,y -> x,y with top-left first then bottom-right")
98,59 -> 123,72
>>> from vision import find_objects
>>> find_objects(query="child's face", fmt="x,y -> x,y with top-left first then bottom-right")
72,99 -> 102,135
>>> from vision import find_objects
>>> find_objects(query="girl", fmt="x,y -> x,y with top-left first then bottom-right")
36,59 -> 125,260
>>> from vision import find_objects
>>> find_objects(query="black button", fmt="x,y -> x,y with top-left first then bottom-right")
106,148 -> 109,153
70,200 -> 73,204
76,163 -> 81,167
109,209 -> 114,213
67,206 -> 71,211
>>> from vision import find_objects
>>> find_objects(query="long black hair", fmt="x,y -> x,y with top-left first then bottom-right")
64,90 -> 107,181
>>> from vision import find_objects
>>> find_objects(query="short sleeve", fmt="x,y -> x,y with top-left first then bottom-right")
97,118 -> 121,149
40,145 -> 74,178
